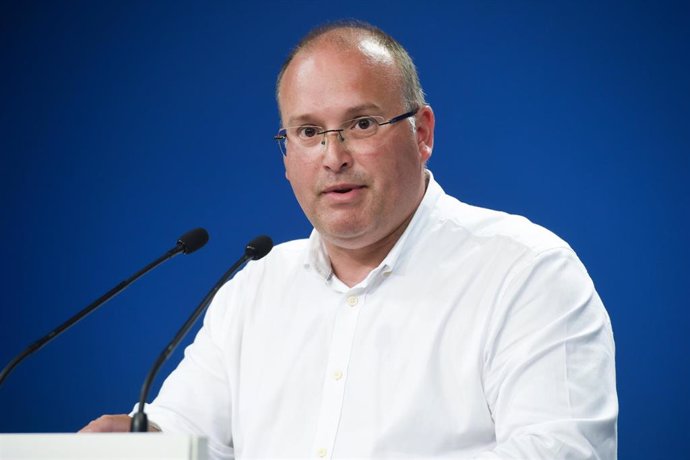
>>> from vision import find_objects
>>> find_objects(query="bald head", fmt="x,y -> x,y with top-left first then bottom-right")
276,21 -> 426,118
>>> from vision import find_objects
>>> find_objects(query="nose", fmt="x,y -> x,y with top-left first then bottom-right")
320,129 -> 351,172
319,128 -> 345,145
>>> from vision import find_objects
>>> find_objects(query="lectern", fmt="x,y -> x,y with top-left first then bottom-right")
0,433 -> 207,459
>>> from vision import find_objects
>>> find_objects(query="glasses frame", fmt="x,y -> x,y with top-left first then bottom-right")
274,107 -> 418,156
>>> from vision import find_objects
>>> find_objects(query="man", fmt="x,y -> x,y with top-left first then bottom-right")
82,21 -> 617,459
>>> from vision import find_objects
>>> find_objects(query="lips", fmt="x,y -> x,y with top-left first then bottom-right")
322,184 -> 366,194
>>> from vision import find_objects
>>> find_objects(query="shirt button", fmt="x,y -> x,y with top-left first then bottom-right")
333,370 -> 343,380
317,448 -> 327,457
346,295 -> 358,307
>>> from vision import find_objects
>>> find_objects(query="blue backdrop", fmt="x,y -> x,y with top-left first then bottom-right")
1,1 -> 688,458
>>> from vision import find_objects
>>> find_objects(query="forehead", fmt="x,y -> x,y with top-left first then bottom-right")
278,37 -> 403,124
357,36 -> 395,66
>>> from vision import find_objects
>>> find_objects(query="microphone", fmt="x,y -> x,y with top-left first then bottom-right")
0,228 -> 209,387
130,235 -> 273,432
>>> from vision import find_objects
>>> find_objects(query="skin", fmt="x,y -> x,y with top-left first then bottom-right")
279,34 -> 434,286
79,414 -> 160,432
80,414 -> 132,432
79,29 -> 435,433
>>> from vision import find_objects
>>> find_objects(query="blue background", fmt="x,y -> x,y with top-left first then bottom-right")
1,1 -> 688,457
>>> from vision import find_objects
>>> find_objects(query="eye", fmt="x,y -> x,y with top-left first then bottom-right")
351,117 -> 378,131
296,126 -> 320,139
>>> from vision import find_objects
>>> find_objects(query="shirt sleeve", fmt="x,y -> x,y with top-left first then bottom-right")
476,248 -> 617,459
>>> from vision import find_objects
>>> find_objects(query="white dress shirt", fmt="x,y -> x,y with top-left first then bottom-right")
142,172 -> 617,459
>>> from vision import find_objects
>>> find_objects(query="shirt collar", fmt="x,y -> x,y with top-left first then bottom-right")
304,170 -> 444,284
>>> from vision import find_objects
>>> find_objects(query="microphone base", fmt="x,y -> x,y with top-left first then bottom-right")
130,412 -> 148,432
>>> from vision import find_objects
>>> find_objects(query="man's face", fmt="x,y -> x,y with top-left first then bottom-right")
278,38 -> 434,251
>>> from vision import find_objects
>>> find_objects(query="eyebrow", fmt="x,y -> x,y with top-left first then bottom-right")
286,103 -> 384,126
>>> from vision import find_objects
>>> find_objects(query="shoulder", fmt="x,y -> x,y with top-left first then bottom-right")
229,237 -> 310,284
432,191 -> 572,257
254,238 -> 310,271
205,238 -> 310,326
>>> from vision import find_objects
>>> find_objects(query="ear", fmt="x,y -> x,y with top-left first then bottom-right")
415,105 -> 435,162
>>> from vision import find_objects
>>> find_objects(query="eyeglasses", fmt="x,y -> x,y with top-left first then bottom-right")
274,108 -> 418,156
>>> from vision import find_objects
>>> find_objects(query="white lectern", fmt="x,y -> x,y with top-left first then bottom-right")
0,433 -> 208,459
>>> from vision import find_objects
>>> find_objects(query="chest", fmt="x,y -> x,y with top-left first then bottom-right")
228,268 -> 499,457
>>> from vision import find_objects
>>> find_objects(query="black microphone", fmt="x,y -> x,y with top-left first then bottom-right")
0,228 -> 209,387
131,235 -> 273,432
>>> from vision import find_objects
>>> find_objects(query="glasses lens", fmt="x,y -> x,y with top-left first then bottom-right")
278,138 -> 288,156
343,116 -> 383,140
275,130 -> 288,156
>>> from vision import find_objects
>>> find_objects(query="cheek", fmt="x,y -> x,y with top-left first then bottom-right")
284,158 -> 313,201
284,155 -> 303,185
284,154 -> 298,181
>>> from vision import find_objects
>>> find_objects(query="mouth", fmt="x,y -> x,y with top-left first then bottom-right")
322,184 -> 366,195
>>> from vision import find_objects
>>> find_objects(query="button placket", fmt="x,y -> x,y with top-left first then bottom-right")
310,291 -> 365,459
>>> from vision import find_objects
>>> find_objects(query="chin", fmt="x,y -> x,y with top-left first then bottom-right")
324,229 -> 383,251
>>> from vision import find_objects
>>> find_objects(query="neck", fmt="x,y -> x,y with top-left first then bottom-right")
324,171 -> 430,287
324,212 -> 413,287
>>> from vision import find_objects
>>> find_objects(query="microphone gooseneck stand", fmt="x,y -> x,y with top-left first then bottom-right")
0,228 -> 209,388
131,235 -> 273,432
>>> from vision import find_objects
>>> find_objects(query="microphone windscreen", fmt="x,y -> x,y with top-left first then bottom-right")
245,235 -> 273,260
178,228 -> 210,254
